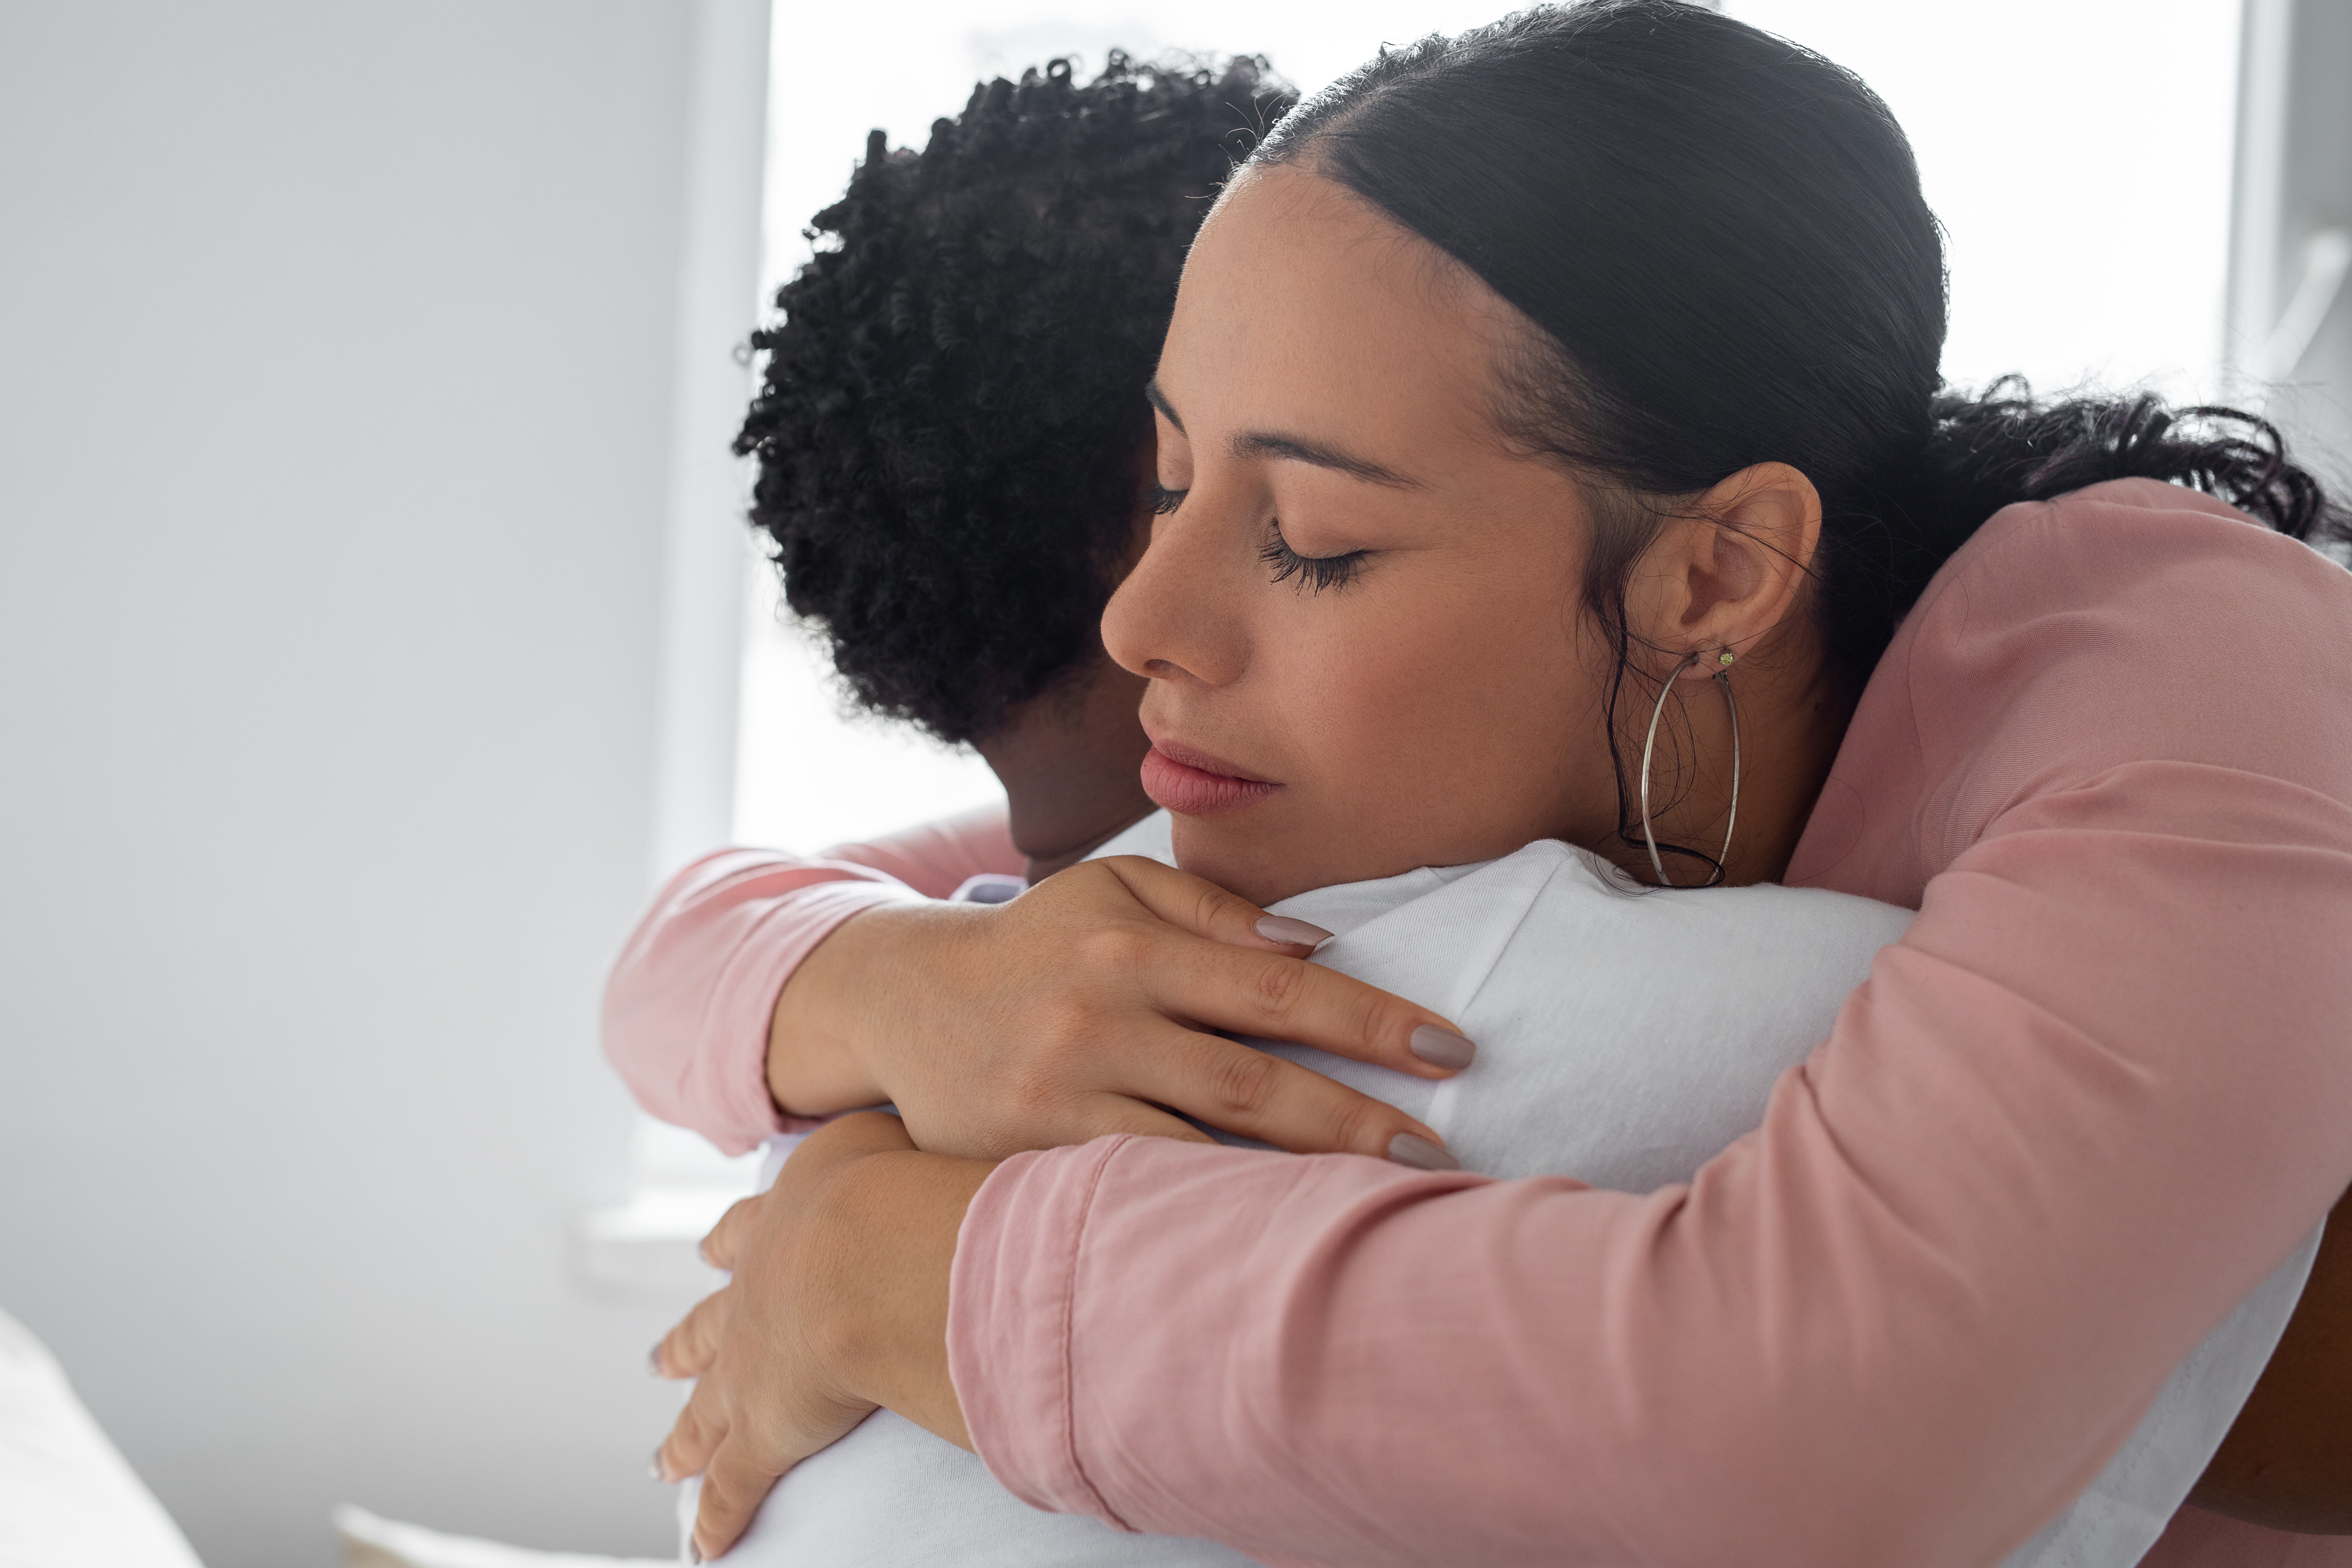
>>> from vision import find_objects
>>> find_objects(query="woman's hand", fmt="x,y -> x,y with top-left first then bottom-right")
652,1113 -> 986,1562
764,854 -> 1476,1163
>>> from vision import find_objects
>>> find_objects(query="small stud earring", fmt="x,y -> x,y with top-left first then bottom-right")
1717,650 -> 1736,668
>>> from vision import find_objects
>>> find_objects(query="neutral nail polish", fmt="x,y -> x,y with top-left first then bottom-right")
1407,1024 -> 1477,1071
651,1448 -> 667,1483
1387,1132 -> 1461,1172
1255,914 -> 1334,948
648,1345 -> 664,1377
688,1544 -> 704,1565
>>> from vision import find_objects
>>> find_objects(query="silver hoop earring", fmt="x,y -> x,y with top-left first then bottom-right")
1638,649 -> 1741,888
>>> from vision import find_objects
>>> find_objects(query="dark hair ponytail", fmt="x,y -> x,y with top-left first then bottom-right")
1253,0 -> 2351,687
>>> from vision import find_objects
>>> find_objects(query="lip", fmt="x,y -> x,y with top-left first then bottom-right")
1139,732 -> 1281,818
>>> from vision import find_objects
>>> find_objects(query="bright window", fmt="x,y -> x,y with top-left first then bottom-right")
1724,0 -> 2242,400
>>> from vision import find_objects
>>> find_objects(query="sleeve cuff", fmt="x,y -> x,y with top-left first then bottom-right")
706,878 -> 932,1153
946,1135 -> 1138,1529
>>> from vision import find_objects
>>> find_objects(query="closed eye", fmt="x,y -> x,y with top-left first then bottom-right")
1149,483 -> 1187,516
1260,519 -> 1368,592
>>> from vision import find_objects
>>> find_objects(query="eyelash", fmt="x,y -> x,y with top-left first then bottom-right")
1260,519 -> 1368,593
1147,485 -> 1369,593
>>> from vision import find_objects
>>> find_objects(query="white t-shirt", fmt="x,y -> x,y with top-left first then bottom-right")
690,814 -> 2318,1568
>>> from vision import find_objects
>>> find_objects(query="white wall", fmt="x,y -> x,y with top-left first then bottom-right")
2229,0 -> 2352,468
0,3 -> 758,1560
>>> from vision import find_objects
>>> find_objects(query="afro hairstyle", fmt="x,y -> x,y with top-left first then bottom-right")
734,53 -> 1294,744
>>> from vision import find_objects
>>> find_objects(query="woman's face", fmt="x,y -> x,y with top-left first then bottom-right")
1102,166 -> 1625,906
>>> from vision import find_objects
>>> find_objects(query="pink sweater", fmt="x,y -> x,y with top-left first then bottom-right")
603,480 -> 2352,1565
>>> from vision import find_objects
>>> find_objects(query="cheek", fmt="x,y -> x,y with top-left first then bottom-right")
1273,578 -> 1596,827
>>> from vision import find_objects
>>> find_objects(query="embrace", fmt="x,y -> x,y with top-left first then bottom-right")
608,5 -> 2352,1565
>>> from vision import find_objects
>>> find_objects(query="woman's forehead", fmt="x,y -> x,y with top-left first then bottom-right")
1163,166 -> 1519,451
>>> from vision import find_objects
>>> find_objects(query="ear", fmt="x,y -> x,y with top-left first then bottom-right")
1622,462 -> 1822,681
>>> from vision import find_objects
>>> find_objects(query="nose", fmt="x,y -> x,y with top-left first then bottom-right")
1101,492 -> 1253,689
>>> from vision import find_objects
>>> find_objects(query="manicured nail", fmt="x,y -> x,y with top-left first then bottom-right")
688,1542 -> 704,1565
650,1448 -> 667,1483
648,1344 -> 664,1377
1387,1133 -> 1460,1172
1255,915 -> 1333,948
1407,1024 -> 1476,1071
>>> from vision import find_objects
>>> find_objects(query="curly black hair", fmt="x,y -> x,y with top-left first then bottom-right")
734,54 -> 1294,744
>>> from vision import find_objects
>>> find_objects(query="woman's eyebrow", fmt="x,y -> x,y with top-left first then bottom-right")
1145,379 -> 1422,491
1229,431 -> 1423,490
1144,379 -> 1185,434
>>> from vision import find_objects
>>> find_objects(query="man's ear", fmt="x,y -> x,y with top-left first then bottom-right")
1623,462 -> 1821,678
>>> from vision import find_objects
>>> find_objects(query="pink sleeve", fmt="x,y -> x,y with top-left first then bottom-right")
603,806 -> 1017,1154
815,805 -> 1024,896
947,482 -> 2352,1568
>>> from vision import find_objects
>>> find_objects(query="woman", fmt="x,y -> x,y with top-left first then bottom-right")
633,5 -> 2352,1562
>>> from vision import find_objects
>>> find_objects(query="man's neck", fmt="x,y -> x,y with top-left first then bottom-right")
1016,808 -> 1156,883
970,656 -> 1156,885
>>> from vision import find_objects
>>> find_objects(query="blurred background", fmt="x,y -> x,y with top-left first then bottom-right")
0,0 -> 2343,1561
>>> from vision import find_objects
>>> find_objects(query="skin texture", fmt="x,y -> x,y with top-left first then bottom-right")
658,165 -> 2352,1553
970,649 -> 1154,882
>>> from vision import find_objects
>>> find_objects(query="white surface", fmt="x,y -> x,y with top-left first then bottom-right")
334,1506 -> 670,1568
2258,227 -> 2352,383
0,3 -> 750,1561
570,1193 -> 736,1303
732,574 -> 1006,852
0,1307 -> 204,1568
2231,0 -> 2295,368
1726,0 -> 2241,403
647,0 -> 770,887
2226,0 -> 2352,461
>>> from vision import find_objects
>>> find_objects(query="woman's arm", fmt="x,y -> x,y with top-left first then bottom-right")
936,484 -> 2352,1566
602,807 -> 1022,1153
652,1114 -> 992,1563
607,807 -> 1481,1162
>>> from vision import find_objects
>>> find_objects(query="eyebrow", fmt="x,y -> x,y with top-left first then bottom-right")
1143,379 -> 1423,491
1229,432 -> 1422,490
1143,379 -> 1185,434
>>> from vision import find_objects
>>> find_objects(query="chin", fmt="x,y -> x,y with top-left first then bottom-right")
1167,818 -> 1326,908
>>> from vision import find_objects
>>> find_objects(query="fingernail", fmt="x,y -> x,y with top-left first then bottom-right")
1255,915 -> 1333,947
648,1344 -> 664,1377
1407,1024 -> 1476,1071
689,1543 -> 704,1565
1387,1132 -> 1460,1172
651,1447 -> 667,1483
